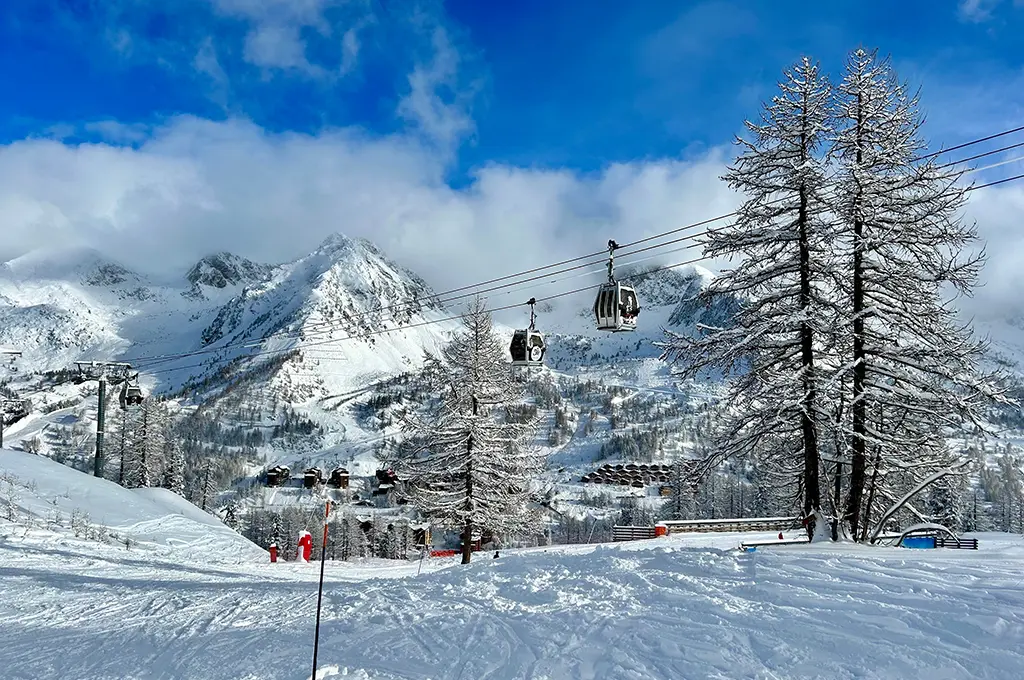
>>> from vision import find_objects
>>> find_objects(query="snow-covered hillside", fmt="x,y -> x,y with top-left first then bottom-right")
0,448 -> 263,560
2,490 -> 1022,680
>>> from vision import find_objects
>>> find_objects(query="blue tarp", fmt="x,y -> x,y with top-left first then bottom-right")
901,536 -> 936,549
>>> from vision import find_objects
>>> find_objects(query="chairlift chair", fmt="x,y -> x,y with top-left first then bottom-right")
510,298 -> 546,367
594,240 -> 640,332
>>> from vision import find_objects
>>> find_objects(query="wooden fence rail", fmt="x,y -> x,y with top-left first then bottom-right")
661,516 -> 803,534
935,536 -> 979,550
612,525 -> 657,542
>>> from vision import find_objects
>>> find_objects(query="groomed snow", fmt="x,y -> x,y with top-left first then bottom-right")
4,449 -> 1024,679
3,528 -> 1024,679
2,443 -> 1023,679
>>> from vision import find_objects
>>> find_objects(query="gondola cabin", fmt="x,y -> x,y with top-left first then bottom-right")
594,282 -> 640,332
119,382 -> 145,409
327,467 -> 350,489
509,329 -> 545,366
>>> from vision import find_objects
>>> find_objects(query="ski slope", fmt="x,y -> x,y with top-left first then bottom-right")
0,449 -> 265,560
3,447 -> 1024,679
4,449 -> 1024,679
3,529 -> 1024,680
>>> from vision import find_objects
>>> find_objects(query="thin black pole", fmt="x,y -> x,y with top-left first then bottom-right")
94,378 -> 106,477
311,501 -> 331,678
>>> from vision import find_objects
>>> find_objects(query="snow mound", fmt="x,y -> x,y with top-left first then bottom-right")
0,449 -> 264,561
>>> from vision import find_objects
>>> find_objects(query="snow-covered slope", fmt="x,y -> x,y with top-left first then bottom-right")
0,448 -> 263,559
1,518 -> 1022,679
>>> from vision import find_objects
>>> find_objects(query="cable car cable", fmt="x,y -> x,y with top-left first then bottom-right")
141,168 -> 1024,380
129,122 -> 1024,367
125,145 -> 1024,370
121,137 -> 1024,372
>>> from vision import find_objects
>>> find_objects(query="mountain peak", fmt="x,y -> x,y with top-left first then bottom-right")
1,246 -> 144,288
185,252 -> 273,291
315,232 -> 355,253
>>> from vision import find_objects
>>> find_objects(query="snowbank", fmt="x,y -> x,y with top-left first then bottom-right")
0,449 -> 264,561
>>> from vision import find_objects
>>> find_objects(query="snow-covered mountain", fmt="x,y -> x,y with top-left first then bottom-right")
0,233 -> 726,487
0,232 -> 726,403
0,234 -> 457,388
0,247 -> 155,369
184,252 -> 275,299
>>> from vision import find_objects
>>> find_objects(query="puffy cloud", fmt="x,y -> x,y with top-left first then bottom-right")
0,117 -> 738,305
962,179 -> 1024,318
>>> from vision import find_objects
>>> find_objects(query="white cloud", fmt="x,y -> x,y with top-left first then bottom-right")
208,0 -> 364,77
1,116 -> 1020,322
243,22 -> 318,73
0,117 -> 738,310
193,37 -> 232,109
83,121 -> 151,145
339,26 -> 360,75
962,181 -> 1024,317
957,0 -> 1003,22
397,26 -> 477,150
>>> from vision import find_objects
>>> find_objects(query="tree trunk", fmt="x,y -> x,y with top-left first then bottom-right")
846,97 -> 867,539
461,518 -> 473,565
797,178 -> 821,527
462,396 -> 477,565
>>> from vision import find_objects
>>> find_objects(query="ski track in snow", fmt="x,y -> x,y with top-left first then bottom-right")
2,530 -> 1024,680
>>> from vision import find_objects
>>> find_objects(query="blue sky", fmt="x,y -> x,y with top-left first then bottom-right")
0,0 -> 1023,311
2,0 -> 1022,177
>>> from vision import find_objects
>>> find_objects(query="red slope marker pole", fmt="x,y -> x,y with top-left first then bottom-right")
311,500 -> 331,679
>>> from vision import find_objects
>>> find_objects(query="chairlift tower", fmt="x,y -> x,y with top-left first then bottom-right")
0,348 -> 22,449
74,361 -> 134,477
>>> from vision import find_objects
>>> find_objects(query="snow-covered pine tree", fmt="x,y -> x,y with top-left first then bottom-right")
344,513 -> 368,559
200,457 -> 217,512
397,297 -> 542,564
926,467 -> 968,532
162,438 -> 185,495
660,459 -> 696,521
660,57 -> 835,530
124,400 -> 167,488
618,494 -> 653,526
830,48 -> 1004,540
106,401 -> 136,485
